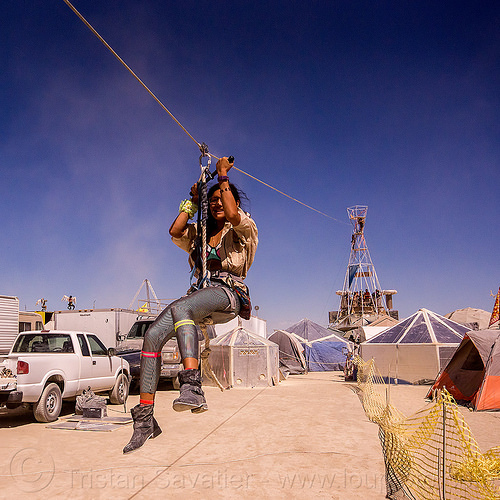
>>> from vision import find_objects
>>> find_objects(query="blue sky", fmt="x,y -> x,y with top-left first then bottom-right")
1,1 -> 499,331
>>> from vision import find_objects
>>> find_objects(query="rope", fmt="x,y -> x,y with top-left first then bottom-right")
198,158 -> 210,288
62,0 -> 346,225
61,0 -> 200,150
224,163 -> 345,223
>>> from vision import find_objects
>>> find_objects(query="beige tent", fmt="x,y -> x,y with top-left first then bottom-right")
360,308 -> 470,384
445,307 -> 491,331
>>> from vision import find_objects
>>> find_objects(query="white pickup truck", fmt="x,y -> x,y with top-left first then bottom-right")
0,330 -> 130,422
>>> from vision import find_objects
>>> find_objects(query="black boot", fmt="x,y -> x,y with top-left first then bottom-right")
123,404 -> 162,454
173,369 -> 208,413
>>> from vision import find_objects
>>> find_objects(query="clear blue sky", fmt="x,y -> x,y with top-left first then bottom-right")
1,1 -> 499,331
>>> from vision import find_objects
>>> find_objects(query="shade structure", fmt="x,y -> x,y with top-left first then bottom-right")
268,330 -> 307,375
427,329 -> 500,410
281,318 -> 351,372
303,332 -> 351,372
360,308 -> 470,384
203,326 -> 279,388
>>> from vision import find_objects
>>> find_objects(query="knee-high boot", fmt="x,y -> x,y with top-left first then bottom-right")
123,404 -> 162,454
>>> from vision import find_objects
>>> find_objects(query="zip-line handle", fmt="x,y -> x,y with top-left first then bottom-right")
204,156 -> 234,182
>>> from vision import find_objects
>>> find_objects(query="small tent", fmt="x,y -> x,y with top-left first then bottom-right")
360,308 -> 470,384
284,319 -> 351,372
203,326 -> 279,388
427,329 -> 500,411
268,330 -> 307,375
284,318 -> 334,341
304,332 -> 351,371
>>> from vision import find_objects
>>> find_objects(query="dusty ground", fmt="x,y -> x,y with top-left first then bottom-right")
1,372 -> 499,499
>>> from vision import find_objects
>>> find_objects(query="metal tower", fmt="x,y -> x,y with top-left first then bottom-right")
329,205 -> 397,331
128,279 -> 162,315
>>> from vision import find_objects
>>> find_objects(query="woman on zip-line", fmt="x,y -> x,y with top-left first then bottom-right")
124,156 -> 258,454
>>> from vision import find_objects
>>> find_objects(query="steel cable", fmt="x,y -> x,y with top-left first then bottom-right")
62,0 -> 345,224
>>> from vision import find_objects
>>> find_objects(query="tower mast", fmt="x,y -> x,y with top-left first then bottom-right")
330,205 -> 397,332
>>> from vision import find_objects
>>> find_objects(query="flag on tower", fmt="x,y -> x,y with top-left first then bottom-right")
489,287 -> 500,328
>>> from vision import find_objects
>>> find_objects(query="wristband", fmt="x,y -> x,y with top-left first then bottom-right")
179,199 -> 198,219
218,175 -> 229,183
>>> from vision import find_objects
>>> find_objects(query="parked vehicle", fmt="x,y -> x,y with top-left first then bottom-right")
116,319 -> 216,388
50,308 -> 155,349
116,319 -> 182,387
0,330 -> 130,422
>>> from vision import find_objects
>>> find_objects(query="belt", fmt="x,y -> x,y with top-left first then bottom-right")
207,271 -> 248,295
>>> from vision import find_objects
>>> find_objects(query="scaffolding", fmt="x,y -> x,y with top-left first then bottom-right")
329,205 -> 397,332
128,279 -> 166,316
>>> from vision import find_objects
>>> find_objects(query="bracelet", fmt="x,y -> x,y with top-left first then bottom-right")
218,175 -> 229,183
179,199 -> 198,219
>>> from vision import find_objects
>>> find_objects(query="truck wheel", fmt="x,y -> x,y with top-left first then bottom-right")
109,374 -> 129,405
33,383 -> 62,423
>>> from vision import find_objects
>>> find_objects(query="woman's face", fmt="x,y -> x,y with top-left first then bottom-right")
209,189 -> 226,221
209,188 -> 240,222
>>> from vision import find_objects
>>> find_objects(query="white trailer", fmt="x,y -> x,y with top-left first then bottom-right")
52,308 -> 155,348
0,296 -> 20,355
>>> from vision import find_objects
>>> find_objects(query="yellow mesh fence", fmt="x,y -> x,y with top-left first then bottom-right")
353,356 -> 500,499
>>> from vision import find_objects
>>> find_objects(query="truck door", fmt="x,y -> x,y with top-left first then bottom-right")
86,334 -> 115,390
76,333 -> 94,391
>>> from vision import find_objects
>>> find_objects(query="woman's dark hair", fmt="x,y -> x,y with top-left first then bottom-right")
206,182 -> 248,234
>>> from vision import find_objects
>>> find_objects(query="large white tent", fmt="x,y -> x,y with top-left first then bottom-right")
360,308 -> 470,384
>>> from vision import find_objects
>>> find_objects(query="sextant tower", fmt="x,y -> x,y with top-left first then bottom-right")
329,205 -> 397,333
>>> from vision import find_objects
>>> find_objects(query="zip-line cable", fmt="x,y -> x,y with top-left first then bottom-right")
62,0 -> 346,225
62,0 -> 200,150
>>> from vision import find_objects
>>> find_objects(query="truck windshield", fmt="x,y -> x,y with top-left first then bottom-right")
127,321 -> 154,339
12,334 -> 74,353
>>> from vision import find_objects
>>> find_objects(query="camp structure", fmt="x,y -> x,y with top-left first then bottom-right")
303,332 -> 351,372
348,315 -> 400,343
445,307 -> 492,331
203,325 -> 279,388
427,329 -> 500,411
285,318 -> 336,342
268,330 -> 307,375
281,318 -> 351,372
360,308 -> 471,384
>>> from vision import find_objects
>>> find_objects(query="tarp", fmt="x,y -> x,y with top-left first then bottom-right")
268,330 -> 307,375
427,329 -> 500,411
283,319 -> 351,372
361,308 -> 470,384
304,332 -> 350,371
